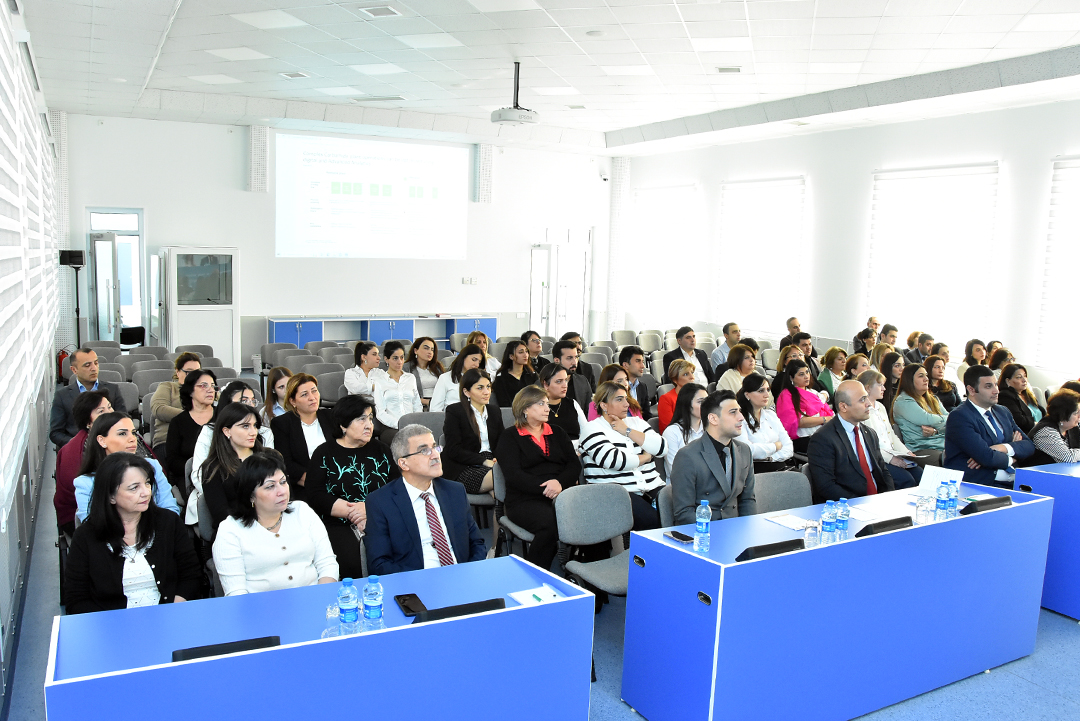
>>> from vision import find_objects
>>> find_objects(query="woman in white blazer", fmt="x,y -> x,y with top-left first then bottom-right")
735,373 -> 794,472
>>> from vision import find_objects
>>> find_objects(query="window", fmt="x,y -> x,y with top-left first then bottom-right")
865,164 -> 1000,353
87,209 -> 144,330
717,177 -> 807,333
1037,158 -> 1080,374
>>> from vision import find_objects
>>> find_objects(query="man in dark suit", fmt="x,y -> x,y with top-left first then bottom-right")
904,333 -> 934,365
619,345 -> 651,421
944,365 -> 1034,489
662,326 -> 715,386
559,332 -> 595,391
808,380 -> 897,502
793,333 -> 827,393
365,424 -> 487,575
552,340 -> 593,414
671,390 -> 756,524
49,348 -> 127,447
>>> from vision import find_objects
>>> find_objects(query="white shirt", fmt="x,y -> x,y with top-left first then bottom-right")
417,367 -> 438,398
212,501 -> 339,596
301,416 -> 326,457
738,408 -> 794,463
373,372 -> 424,429
472,404 -> 491,453
662,422 -> 704,478
187,422 -> 274,525
865,401 -> 912,463
970,401 -> 1016,481
429,373 -> 460,413
121,544 -> 161,608
682,349 -> 707,386
838,416 -> 873,469
486,356 -> 501,374
343,366 -> 385,397
403,480 -> 456,570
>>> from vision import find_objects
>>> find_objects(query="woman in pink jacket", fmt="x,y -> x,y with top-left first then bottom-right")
774,359 -> 834,453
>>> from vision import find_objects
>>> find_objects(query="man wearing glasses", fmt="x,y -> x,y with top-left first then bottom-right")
364,424 -> 487,575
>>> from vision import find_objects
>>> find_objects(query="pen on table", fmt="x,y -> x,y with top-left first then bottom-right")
532,593 -> 543,602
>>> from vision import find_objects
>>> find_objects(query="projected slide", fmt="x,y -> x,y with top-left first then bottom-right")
275,133 -> 470,259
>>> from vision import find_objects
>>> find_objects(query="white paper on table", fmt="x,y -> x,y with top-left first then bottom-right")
508,585 -> 561,607
917,465 -> 965,495
765,514 -> 810,531
846,505 -> 879,522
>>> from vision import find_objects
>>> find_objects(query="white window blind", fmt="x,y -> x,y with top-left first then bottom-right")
1037,158 -> 1080,374
865,164 -> 999,352
717,177 -> 806,332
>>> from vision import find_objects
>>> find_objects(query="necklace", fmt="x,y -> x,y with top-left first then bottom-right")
264,513 -> 283,533
549,400 -> 561,418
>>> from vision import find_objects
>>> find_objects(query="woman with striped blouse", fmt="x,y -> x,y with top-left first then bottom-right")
579,381 -> 667,530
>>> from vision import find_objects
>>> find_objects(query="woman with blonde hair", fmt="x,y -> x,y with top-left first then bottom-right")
869,343 -> 894,372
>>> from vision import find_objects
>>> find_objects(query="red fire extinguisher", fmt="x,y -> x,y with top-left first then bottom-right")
57,349 -> 69,378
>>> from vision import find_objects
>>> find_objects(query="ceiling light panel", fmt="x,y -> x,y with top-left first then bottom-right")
318,86 -> 366,95
189,74 -> 243,84
691,38 -> 754,53
205,47 -> 269,61
396,33 -> 464,49
351,63 -> 407,75
230,10 -> 307,30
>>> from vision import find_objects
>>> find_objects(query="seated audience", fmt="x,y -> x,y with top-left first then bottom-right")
164,368 -> 218,491
957,339 -> 987,384
588,364 -> 643,420
50,347 -> 128,447
430,344 -> 485,413
817,346 -> 848,399
199,402 -> 266,532
65,453 -> 201,614
793,332 -> 824,388
661,383 -> 708,478
493,340 -> 537,408
306,395 -> 399,579
869,342 -> 894,372
986,340 -> 1004,360
55,390 -> 112,535
944,366 -> 1034,488
372,341 -> 424,442
715,343 -> 757,394
468,330 -> 501,374
904,331 -> 922,358
867,316 -> 881,336
736,374 -> 794,472
881,351 -> 904,410
1026,389 -> 1080,466
662,326 -> 715,386
843,353 -> 870,380
270,373 -> 338,503
710,322 -> 741,369
75,413 -> 181,522
989,347 -> 1015,379
852,327 -> 876,356
857,370 -> 923,489
619,345 -> 651,420
925,355 -> 961,412
770,345 -> 805,399
775,360 -> 834,452
343,341 -> 385,397
879,324 -> 899,347
658,358 -> 697,432
904,333 -> 934,364
580,382 -> 666,530
892,363 -> 948,452
779,317 -> 815,356
260,366 -> 292,425
537,363 -> 589,443
931,342 -> 950,363
213,451 -> 339,596
997,363 -> 1044,435
521,330 -> 549,372
551,340 -> 593,414
443,369 -> 503,495
150,351 -> 201,460
671,389 -> 757,524
496,385 -> 581,571
404,337 -> 445,410
364,424 -> 488,574
807,380 -> 896,502
559,332 -> 595,389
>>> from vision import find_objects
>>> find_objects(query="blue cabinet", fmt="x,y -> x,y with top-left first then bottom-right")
369,319 -> 414,347
268,319 -> 323,346
453,318 -> 497,338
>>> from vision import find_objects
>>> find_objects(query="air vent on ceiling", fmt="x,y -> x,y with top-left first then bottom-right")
359,6 -> 401,18
279,71 -> 309,79
350,95 -> 405,102
715,66 -> 741,74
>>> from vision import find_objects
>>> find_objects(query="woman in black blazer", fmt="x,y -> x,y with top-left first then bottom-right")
493,340 -> 538,408
65,453 -> 202,614
443,369 -> 504,494
495,385 -> 581,572
997,363 -> 1043,435
269,373 -> 338,503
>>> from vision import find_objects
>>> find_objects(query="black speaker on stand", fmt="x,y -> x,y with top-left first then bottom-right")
59,250 -> 85,348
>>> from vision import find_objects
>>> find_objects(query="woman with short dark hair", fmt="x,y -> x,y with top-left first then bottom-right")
661,383 -> 707,477
716,344 -> 758,395
775,359 -> 834,452
493,340 -> 537,408
65,453 -> 201,614
957,339 -> 987,385
989,347 -> 1015,379
521,330 -> 549,372
372,341 -> 423,440
736,374 -> 794,472
1026,389 -> 1080,466
164,368 -> 217,491
538,362 -> 588,443
212,451 -> 339,596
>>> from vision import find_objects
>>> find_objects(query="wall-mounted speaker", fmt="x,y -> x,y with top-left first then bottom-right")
249,125 -> 269,193
473,143 -> 492,203
59,250 -> 84,267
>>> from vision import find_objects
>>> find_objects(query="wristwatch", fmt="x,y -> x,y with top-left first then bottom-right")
624,427 -> 632,438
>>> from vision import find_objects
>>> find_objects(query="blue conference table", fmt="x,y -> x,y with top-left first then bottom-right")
46,556 -> 594,720
1016,463 -> 1080,619
621,485 -> 1053,721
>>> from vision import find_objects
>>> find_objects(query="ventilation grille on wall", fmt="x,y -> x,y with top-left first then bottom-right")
249,125 -> 269,193
473,143 -> 492,204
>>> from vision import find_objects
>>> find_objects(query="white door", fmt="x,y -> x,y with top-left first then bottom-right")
530,230 -> 592,340
90,232 -> 120,341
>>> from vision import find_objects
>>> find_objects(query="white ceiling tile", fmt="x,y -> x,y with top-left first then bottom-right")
189,74 -> 243,84
230,10 -> 307,30
875,16 -> 951,34
812,35 -> 874,50
749,19 -> 814,36
691,38 -> 753,52
871,34 -> 939,49
864,49 -> 927,62
934,32 -> 1008,48
678,4 -> 749,22
945,15 -> 1024,33
809,49 -> 869,62
996,30 -> 1077,47
601,65 -> 655,76
205,46 -> 270,61
754,36 -> 811,51
746,1 -> 816,21
922,48 -> 992,63
754,50 -> 811,63
810,62 -> 861,73
622,23 -> 688,40
684,21 -> 750,38
954,0 -> 1039,13
610,5 -> 684,24
882,0 -> 962,15
467,0 -> 541,11
351,63 -> 408,75
487,10 -> 557,29
396,33 -> 465,48
504,27 -> 570,43
1015,12 -> 1080,31
367,16 -> 445,35
637,38 -> 695,53
813,18 -> 881,34
815,0 -> 889,17
426,13 -> 499,31
285,5 -> 361,26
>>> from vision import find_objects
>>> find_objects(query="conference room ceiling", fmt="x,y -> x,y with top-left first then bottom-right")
22,0 -> 1080,139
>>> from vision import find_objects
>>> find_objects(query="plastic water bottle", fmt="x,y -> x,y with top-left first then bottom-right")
337,578 -> 359,635
935,482 -> 949,522
362,575 -> 385,632
836,499 -> 850,541
694,500 -> 711,554
947,480 -> 959,519
821,501 -> 837,545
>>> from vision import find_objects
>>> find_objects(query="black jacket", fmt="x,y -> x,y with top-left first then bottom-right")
807,417 -> 896,503
493,369 -> 538,408
270,410 -> 340,492
661,348 -> 715,385
495,424 -> 581,507
442,401 -> 505,481
64,507 -> 202,614
930,382 -> 962,413
997,386 -> 1040,435
50,381 -> 128,447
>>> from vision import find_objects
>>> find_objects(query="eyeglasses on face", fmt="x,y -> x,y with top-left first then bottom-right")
195,383 -> 218,392
400,444 -> 443,459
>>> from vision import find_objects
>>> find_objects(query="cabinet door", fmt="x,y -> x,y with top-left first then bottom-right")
368,321 -> 394,347
476,318 -> 497,339
269,321 -> 299,346
297,321 -> 323,348
389,319 -> 413,341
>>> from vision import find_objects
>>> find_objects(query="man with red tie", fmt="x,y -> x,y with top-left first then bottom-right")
807,380 -> 896,503
364,424 -> 487,575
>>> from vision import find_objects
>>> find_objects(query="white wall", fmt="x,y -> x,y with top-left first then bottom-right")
628,98 -> 1080,370
66,115 -> 611,328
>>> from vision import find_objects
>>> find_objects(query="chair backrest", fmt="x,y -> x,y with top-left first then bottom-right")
641,329 -> 664,339
281,353 -> 315,371
215,367 -> 239,380
175,344 -> 214,357
197,490 -> 214,542
594,340 -> 618,351
437,348 -> 455,360
611,330 -> 637,346
260,343 -> 297,369
318,346 -> 344,362
754,471 -> 813,514
761,348 -> 780,370
303,362 -> 345,377
637,334 -> 662,353
540,335 -> 556,344
586,345 -> 613,360
140,345 -> 170,359
496,336 -> 519,343
95,347 -> 122,363
541,341 -> 553,353
707,382 -> 717,393
199,356 -> 224,368
304,341 -> 339,354
116,382 -> 139,417
555,484 -> 634,546
658,383 -> 674,397
97,369 -> 124,384
757,340 -> 774,350
398,412 -> 444,444
698,341 -> 716,355
658,485 -> 674,527
273,347 -> 304,368
99,362 -> 125,376
647,416 -> 660,434
117,354 -> 156,380
801,463 -> 813,487
490,342 -> 507,361
184,458 -> 194,498
501,407 -> 515,429
316,372 -> 346,404
85,340 -> 121,351
449,333 -> 469,352
132,369 -> 176,397
132,360 -> 174,374
581,352 -> 608,366
492,462 -> 508,503
639,373 -> 658,404
588,362 -> 603,382
142,392 -> 155,445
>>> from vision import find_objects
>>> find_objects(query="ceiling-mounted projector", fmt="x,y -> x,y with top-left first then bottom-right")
491,61 -> 538,125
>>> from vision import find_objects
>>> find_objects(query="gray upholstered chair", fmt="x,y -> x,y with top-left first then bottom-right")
317,372 -> 347,406
611,330 -> 636,346
132,359 -> 173,374
97,369 -> 123,384
556,484 -> 634,597
132,369 -> 175,398
398,412 -> 443,444
493,462 -> 533,557
175,344 -> 214,357
116,382 -> 139,417
657,484 -> 675,527
117,353 -> 156,380
753,471 -> 812,514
